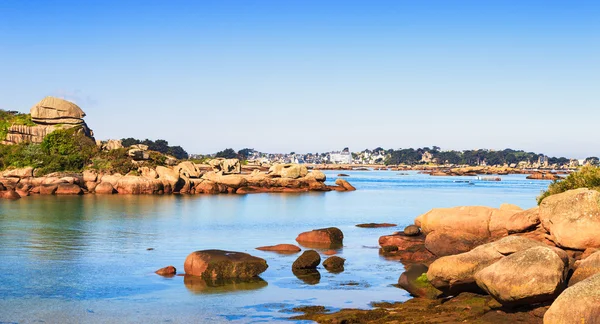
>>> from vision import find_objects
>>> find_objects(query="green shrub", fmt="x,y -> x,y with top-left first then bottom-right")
537,166 -> 600,204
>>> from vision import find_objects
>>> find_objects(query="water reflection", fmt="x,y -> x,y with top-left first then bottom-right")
292,269 -> 321,285
183,275 -> 268,294
297,242 -> 343,250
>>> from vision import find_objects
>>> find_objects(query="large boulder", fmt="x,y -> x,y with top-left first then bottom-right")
268,163 -> 308,179
55,183 -> 83,195
415,206 -> 525,256
539,188 -> 600,250
176,161 -> 202,178
115,176 -> 163,194
156,166 -> 185,192
506,207 -> 540,234
99,139 -> 123,151
296,227 -> 343,248
194,180 -> 220,194
95,182 -> 116,194
1,189 -> 21,200
474,246 -> 568,306
82,170 -> 98,182
292,250 -> 321,270
323,256 -> 345,273
544,273 -> 600,324
305,170 -> 326,182
570,251 -> 600,286
183,250 -> 268,281
30,96 -> 86,124
208,158 -> 241,175
427,236 -> 546,295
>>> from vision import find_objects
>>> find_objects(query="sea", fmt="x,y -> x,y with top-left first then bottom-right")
0,170 -> 551,323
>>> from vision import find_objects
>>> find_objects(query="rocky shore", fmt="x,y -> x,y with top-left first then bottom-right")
297,188 -> 600,323
0,162 -> 356,200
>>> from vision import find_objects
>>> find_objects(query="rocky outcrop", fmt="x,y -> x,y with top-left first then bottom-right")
1,164 -> 355,199
208,158 -> 241,175
128,144 -> 150,161
2,96 -> 93,145
98,139 -> 123,151
183,250 -> 268,281
544,273 -> 600,323
296,227 -> 344,249
539,188 -> 600,250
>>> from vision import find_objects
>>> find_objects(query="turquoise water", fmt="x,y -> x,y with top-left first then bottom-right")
0,171 -> 550,323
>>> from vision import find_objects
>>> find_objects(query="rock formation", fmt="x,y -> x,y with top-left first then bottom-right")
2,96 -> 93,145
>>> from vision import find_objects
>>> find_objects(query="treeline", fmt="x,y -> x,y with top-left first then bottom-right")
384,147 -> 594,166
121,138 -> 188,160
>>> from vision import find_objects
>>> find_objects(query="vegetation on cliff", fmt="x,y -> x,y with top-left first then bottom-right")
537,165 -> 600,204
0,109 -> 35,141
0,128 -> 96,174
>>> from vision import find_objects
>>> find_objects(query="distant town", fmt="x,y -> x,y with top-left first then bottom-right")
191,147 -> 599,169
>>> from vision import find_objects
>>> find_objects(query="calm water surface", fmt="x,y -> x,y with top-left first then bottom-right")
0,171 -> 550,323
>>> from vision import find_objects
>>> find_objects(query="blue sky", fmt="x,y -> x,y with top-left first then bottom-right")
1,1 -> 598,157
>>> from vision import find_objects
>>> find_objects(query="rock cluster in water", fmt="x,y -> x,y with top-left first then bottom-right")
0,162 -> 356,200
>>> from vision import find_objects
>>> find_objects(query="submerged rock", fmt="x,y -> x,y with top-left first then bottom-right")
256,244 -> 301,253
356,223 -> 397,228
155,266 -> 177,276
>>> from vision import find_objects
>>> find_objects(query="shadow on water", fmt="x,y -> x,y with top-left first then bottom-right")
183,275 -> 268,294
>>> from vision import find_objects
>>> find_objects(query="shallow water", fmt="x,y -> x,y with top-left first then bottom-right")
0,171 -> 550,323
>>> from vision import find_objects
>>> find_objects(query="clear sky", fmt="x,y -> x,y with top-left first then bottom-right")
1,1 -> 598,158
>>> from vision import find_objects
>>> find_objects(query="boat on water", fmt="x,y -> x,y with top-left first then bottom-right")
476,176 -> 502,181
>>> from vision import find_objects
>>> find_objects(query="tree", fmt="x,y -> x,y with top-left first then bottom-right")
237,148 -> 254,160
215,148 -> 238,159
585,157 -> 599,166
